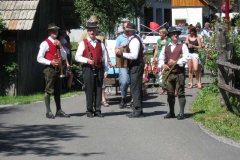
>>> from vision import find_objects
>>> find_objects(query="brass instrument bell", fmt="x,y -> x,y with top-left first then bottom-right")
54,50 -> 65,78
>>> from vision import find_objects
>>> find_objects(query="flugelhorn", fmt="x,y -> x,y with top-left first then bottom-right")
54,48 -> 65,78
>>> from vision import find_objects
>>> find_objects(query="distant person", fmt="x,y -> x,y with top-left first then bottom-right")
96,32 -> 112,107
195,22 -> 202,38
201,22 -> 210,40
185,26 -> 202,89
153,28 -> 171,60
152,28 -> 171,94
165,21 -> 170,30
142,34 -> 147,44
209,26 -> 215,38
58,29 -> 74,91
115,21 -> 130,109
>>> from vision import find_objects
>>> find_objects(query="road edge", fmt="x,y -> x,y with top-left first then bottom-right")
197,121 -> 240,148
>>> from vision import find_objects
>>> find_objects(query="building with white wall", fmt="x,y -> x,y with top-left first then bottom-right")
171,0 -> 217,27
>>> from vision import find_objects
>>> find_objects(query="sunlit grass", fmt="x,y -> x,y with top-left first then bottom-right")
191,86 -> 240,142
0,91 -> 83,105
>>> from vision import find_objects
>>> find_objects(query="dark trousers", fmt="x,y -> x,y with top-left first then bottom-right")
82,66 -> 103,113
43,66 -> 62,111
129,63 -> 144,113
44,66 -> 62,96
166,72 -> 185,96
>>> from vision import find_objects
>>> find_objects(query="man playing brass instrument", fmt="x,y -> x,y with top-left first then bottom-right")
158,27 -> 189,120
37,23 -> 70,119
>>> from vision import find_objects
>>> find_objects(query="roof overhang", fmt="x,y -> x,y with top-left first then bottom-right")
202,0 -> 218,10
0,0 -> 39,30
0,0 -> 79,30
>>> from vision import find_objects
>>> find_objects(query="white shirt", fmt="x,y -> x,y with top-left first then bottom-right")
37,36 -> 66,65
123,35 -> 140,59
201,29 -> 210,39
62,38 -> 70,54
158,41 -> 189,68
75,37 -> 108,73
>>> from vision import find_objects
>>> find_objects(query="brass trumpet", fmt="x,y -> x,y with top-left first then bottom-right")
54,49 -> 65,78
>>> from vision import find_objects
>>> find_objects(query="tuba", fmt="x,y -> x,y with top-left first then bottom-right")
54,48 -> 65,78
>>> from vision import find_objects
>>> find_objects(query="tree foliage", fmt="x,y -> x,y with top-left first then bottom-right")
0,13 -> 6,44
74,0 -> 148,38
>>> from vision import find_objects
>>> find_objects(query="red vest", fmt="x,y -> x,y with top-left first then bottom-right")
83,39 -> 103,68
165,44 -> 183,72
44,38 -> 57,61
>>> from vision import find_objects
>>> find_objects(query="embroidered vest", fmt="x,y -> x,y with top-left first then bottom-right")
165,44 -> 183,72
44,39 -> 57,61
83,39 -> 103,68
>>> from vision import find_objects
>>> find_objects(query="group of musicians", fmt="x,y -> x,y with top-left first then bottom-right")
37,15 -> 189,120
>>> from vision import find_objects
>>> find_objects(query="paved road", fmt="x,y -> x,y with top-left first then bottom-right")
0,75 -> 240,160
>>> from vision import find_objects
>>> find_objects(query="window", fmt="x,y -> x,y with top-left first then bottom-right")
4,40 -> 16,53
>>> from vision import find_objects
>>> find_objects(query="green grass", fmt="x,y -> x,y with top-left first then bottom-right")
0,91 -> 83,105
191,85 -> 240,142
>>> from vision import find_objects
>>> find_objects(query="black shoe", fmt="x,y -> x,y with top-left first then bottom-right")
94,112 -> 104,118
86,113 -> 94,118
164,113 -> 176,119
177,114 -> 185,120
129,102 -> 134,110
46,112 -> 55,119
126,112 -> 134,117
119,98 -> 126,109
127,112 -> 144,118
55,110 -> 70,118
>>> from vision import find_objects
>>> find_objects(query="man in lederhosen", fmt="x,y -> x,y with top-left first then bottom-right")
115,23 -> 144,118
37,23 -> 70,119
158,27 -> 189,120
75,16 -> 108,118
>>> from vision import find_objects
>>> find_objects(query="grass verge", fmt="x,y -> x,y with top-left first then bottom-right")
191,85 -> 240,142
0,91 -> 83,105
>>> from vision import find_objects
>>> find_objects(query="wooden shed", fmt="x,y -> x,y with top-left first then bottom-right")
0,0 -> 79,96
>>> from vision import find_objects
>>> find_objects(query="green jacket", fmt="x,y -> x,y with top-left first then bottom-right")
156,37 -> 171,57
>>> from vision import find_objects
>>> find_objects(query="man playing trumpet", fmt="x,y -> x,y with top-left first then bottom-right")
37,23 -> 70,119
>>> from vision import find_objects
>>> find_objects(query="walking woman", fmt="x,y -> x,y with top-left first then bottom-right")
152,28 -> 171,94
153,28 -> 171,60
185,26 -> 202,89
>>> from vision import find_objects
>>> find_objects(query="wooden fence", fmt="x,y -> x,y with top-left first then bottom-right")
216,22 -> 240,114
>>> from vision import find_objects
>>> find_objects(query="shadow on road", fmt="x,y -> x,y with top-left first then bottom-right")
103,111 -> 131,116
0,123 -> 91,157
70,112 -> 86,117
0,107 -> 21,115
143,101 -> 165,108
80,152 -> 105,157
144,111 -> 167,117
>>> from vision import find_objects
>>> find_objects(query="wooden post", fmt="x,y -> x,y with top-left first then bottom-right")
217,22 -> 228,107
225,0 -> 230,22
